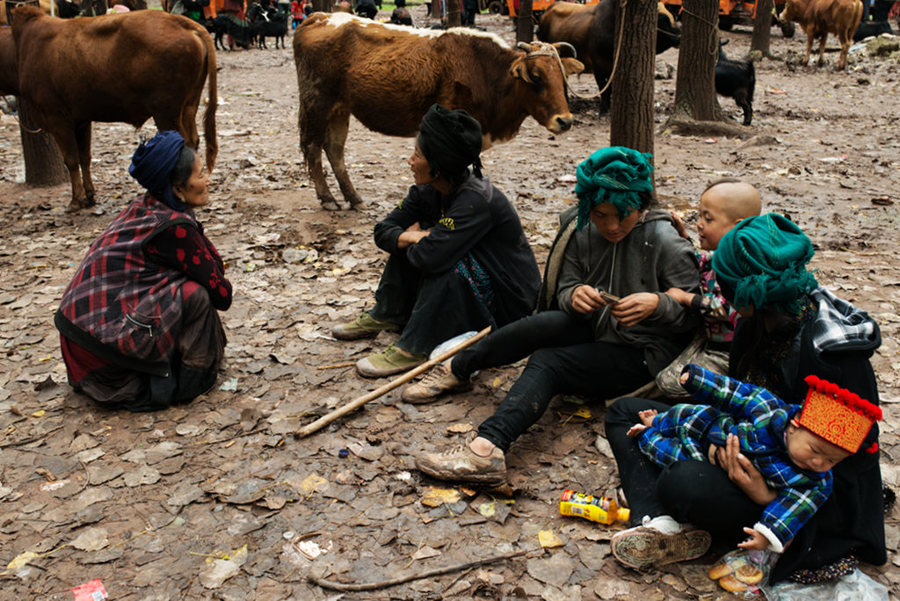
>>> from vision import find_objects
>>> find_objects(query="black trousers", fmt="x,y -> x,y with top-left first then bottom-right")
605,397 -> 766,537
368,253 -> 494,356
449,310 -> 651,452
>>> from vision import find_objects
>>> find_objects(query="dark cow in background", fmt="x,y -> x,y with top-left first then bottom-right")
210,15 -> 253,50
293,12 -> 583,210
538,0 -> 681,112
11,6 -> 217,212
779,0 -> 863,69
248,1 -> 289,48
715,41 -> 755,126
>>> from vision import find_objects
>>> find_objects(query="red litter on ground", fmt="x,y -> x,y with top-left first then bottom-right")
71,579 -> 108,601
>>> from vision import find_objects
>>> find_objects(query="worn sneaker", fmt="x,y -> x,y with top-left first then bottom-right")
611,526 -> 711,570
356,344 -> 426,378
332,313 -> 398,340
415,443 -> 507,485
401,362 -> 471,403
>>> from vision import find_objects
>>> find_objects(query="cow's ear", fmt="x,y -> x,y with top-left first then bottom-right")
509,57 -> 532,84
561,58 -> 584,77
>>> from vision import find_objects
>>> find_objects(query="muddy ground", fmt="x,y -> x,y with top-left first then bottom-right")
1,7 -> 899,600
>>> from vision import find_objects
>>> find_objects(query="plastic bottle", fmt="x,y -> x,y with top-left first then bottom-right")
559,489 -> 631,525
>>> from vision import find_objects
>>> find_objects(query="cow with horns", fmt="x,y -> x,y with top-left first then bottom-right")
293,13 -> 583,211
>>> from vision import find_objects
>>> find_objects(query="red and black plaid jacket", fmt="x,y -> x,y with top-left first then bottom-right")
55,194 -> 211,374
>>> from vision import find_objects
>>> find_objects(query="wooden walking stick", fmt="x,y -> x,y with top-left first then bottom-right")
295,325 -> 492,438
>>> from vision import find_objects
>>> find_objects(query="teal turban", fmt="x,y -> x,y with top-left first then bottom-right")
712,213 -> 818,313
574,147 -> 654,230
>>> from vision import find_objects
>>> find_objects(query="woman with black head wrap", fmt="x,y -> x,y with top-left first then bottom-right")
55,130 -> 231,412
332,104 -> 541,378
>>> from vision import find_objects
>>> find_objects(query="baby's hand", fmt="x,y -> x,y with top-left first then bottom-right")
638,409 -> 658,426
737,527 -> 769,551
627,423 -> 647,437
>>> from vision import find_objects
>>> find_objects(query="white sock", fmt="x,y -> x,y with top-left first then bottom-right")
641,515 -> 682,535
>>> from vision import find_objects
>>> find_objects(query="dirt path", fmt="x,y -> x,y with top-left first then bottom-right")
0,9 -> 898,600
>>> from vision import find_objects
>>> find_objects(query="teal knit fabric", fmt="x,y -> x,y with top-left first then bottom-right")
712,213 -> 818,313
574,147 -> 654,230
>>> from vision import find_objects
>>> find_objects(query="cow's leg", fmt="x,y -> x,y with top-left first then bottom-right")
803,27 -> 814,65
838,35 -> 850,70
75,122 -> 96,208
816,33 -> 828,66
323,108 -> 363,209
299,106 -> 340,210
47,125 -> 88,212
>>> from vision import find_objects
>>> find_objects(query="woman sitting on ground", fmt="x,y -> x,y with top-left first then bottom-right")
605,213 -> 886,582
331,104 -> 541,378
55,130 -> 231,412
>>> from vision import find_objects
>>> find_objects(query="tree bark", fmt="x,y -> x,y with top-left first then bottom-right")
671,0 -> 723,122
516,0 -> 533,43
311,0 -> 332,12
447,0 -> 461,26
17,99 -> 68,187
751,0 -> 773,55
609,0 -> 655,156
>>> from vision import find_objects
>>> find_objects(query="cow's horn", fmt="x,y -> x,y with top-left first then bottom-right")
554,42 -> 577,59
516,41 -> 533,53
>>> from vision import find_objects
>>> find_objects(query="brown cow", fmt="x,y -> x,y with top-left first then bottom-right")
0,27 -> 16,96
11,6 -> 217,212
779,0 -> 863,69
293,13 -> 583,210
538,0 -> 680,111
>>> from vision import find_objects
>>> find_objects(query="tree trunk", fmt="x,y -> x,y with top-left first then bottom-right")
609,0 -> 655,156
516,0 -> 533,43
17,99 -> 68,187
311,0 -> 331,12
672,0 -> 723,122
447,0 -> 461,26
751,0 -> 773,55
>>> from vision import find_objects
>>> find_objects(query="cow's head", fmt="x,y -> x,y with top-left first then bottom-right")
778,0 -> 800,23
509,41 -> 583,135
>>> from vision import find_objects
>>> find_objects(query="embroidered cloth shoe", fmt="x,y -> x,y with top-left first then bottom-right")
356,344 -> 426,378
332,313 -> 398,340
401,362 -> 471,403
415,443 -> 507,485
611,526 -> 711,570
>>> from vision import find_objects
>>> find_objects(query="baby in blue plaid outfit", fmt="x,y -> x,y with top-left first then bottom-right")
627,364 -> 871,554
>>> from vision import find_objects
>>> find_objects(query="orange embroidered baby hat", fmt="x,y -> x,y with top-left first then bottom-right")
798,375 -> 883,454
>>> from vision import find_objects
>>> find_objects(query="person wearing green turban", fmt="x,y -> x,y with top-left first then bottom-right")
606,213 -> 886,582
412,146 -> 701,486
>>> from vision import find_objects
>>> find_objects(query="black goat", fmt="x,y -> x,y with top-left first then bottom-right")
715,41 -> 755,126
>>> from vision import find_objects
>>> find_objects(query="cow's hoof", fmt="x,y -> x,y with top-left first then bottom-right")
321,199 -> 342,211
348,200 -> 365,210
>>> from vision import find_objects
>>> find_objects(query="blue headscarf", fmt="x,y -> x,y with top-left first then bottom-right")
574,147 -> 654,230
128,130 -> 186,211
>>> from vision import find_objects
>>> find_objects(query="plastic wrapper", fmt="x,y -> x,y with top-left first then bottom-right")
707,549 -> 776,597
762,569 -> 889,601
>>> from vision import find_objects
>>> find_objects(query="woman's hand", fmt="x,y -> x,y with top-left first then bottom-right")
665,286 -> 695,308
610,292 -> 659,327
715,434 -> 777,505
396,222 -> 432,249
571,285 -> 606,315
737,527 -> 769,551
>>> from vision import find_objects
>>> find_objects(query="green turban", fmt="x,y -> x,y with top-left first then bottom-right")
574,147 -> 654,230
712,213 -> 818,313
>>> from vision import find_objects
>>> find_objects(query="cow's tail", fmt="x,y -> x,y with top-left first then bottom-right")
203,29 -> 218,172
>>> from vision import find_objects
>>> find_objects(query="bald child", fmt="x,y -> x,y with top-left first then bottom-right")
656,178 -> 762,398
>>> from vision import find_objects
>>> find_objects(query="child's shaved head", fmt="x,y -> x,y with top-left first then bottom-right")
702,179 -> 762,222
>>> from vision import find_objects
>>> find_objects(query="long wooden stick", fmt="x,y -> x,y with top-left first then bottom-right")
308,548 -> 529,592
296,326 -> 492,437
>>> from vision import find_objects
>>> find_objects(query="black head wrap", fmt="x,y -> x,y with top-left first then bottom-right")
417,104 -> 483,181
